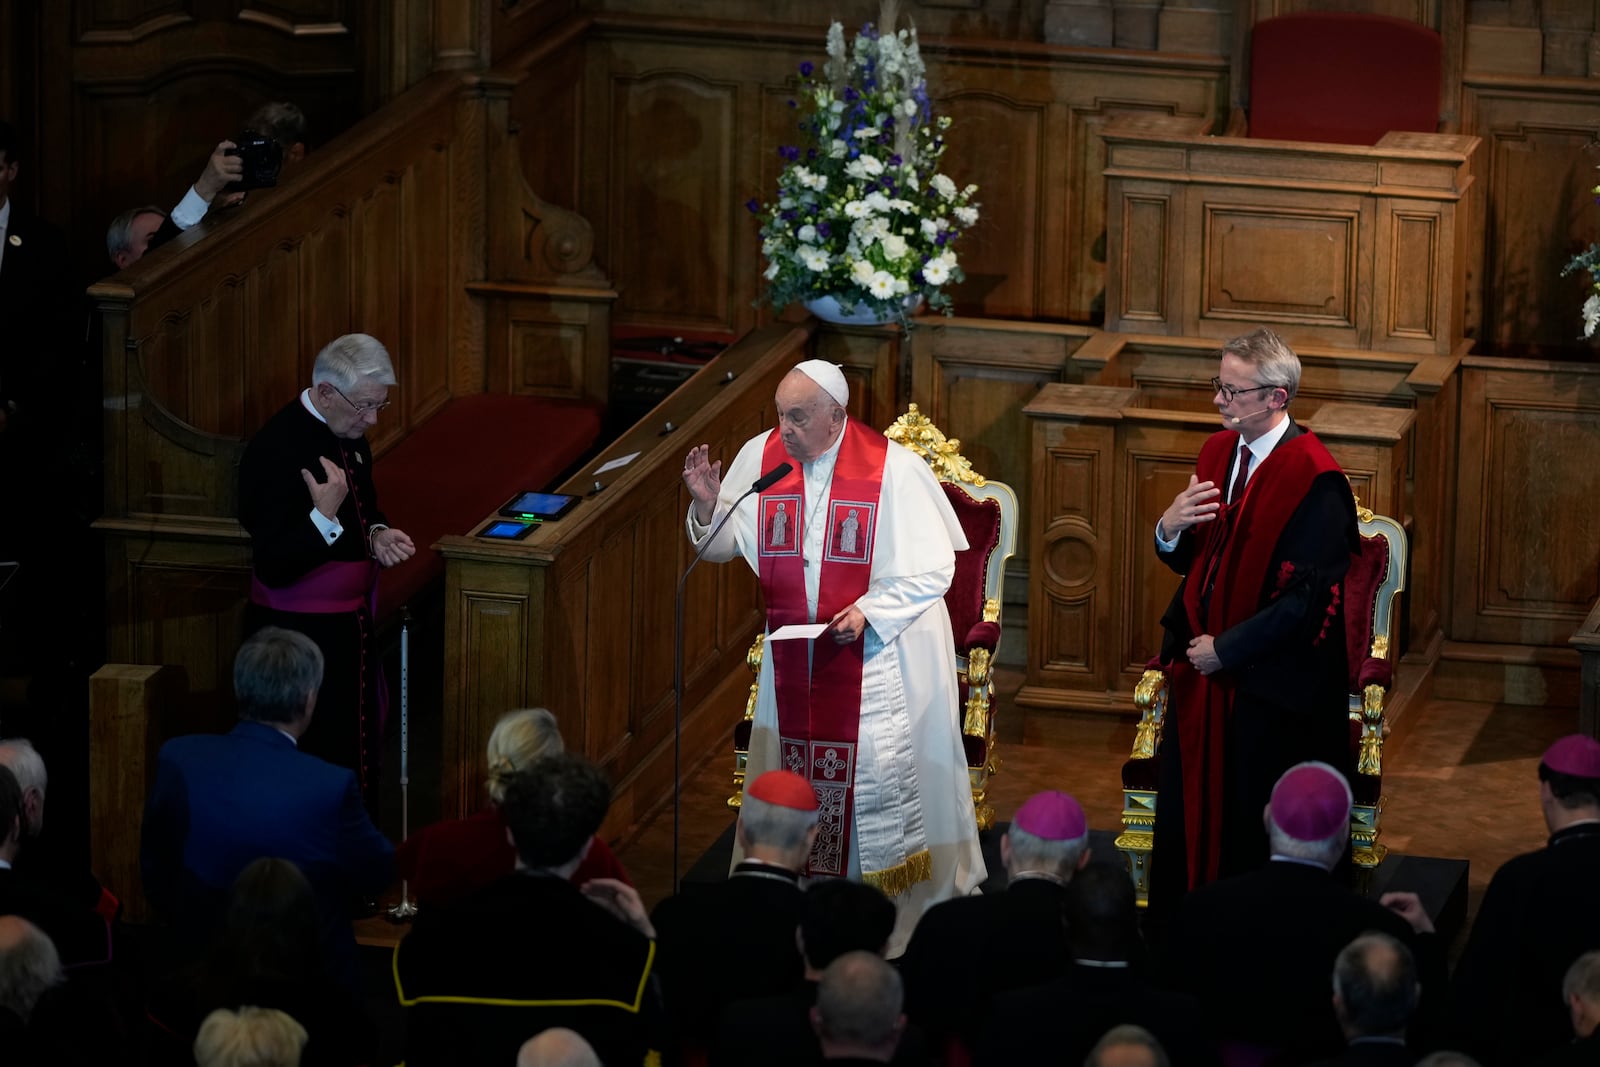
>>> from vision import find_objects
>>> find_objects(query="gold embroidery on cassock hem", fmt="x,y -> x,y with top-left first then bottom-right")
861,848 -> 933,897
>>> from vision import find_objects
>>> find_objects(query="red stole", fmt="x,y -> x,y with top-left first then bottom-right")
1172,428 -> 1342,889
757,423 -> 887,877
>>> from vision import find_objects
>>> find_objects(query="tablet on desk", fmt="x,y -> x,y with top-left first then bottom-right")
479,519 -> 538,541
498,491 -> 579,521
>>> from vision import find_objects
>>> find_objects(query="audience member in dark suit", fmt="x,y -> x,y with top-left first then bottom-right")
396,707 -> 630,908
395,754 -> 663,1067
1451,734 -> 1600,1066
900,790 -> 1088,1049
105,141 -> 244,269
143,857 -> 377,1066
976,862 -> 1213,1067
712,878 -> 929,1067
1164,761 -> 1440,1064
0,913 -> 116,1066
517,1027 -> 602,1067
653,768 -> 816,1053
1084,1025 -> 1171,1067
139,626 -> 395,989
0,120 -> 73,430
1529,950 -> 1600,1067
193,1005 -> 308,1067
0,763 -> 109,971
1309,932 -> 1422,1067
813,951 -> 908,1065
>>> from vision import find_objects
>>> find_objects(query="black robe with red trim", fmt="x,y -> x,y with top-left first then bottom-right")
1149,420 -> 1359,910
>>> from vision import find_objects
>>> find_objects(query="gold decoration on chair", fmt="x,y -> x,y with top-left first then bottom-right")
728,635 -> 766,810
886,403 -> 987,486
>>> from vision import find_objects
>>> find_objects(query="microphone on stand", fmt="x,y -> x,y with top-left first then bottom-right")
672,461 -> 794,892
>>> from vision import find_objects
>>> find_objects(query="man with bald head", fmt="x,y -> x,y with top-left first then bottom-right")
517,1028 -> 601,1067
683,361 -> 984,953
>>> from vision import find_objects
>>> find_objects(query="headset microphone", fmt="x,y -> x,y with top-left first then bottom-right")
1230,409 -> 1272,425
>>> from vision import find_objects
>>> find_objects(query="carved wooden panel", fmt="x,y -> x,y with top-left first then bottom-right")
1200,202 -> 1361,327
1125,436 -> 1198,676
938,91 -> 1047,319
606,70 -> 737,330
1462,82 -> 1600,355
1118,192 -> 1172,323
1454,359 -> 1600,644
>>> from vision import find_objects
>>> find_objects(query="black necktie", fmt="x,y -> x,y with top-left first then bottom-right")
1230,444 -> 1252,504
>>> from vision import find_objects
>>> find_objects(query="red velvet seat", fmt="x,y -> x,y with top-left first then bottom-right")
1115,488 -> 1408,903
1248,12 -> 1442,145
372,393 -> 601,619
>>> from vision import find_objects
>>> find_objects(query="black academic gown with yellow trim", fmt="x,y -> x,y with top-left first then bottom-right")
239,397 -> 387,802
395,872 -> 662,1067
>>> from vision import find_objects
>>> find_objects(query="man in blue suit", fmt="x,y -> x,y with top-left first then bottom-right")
140,626 -> 393,988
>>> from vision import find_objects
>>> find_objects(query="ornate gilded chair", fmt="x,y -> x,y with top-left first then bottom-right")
728,404 -> 1019,830
1115,491 -> 1408,903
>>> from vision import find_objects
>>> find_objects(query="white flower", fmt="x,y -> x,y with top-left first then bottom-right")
888,199 -> 913,213
854,126 -> 881,141
797,224 -> 818,243
765,260 -> 781,281
845,155 -> 884,180
881,234 -> 908,260
930,174 -> 957,200
953,205 -> 979,227
779,197 -> 796,209
868,271 -> 896,298
830,139 -> 849,159
843,200 -> 871,220
922,259 -> 950,285
763,238 -> 783,255
893,277 -> 909,294
939,249 -> 959,269
831,100 -> 846,113
864,192 -> 891,214
851,259 -> 875,285
800,247 -> 831,272
903,99 -> 918,116
963,184 -> 979,197
920,218 -> 939,238
1585,292 -> 1600,338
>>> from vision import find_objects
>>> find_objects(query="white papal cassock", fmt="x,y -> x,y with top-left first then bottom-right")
687,418 -> 987,954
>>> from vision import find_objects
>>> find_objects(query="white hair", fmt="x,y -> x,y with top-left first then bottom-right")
311,333 -> 396,393
0,739 -> 46,796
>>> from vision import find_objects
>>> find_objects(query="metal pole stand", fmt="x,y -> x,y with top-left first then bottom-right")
387,608 -> 418,922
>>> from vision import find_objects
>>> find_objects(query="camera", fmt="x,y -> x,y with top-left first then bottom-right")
224,132 -> 284,191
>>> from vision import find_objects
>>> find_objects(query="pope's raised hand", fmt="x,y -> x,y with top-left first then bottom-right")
682,444 -> 723,524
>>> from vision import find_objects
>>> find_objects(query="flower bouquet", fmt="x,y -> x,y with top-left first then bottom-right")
748,17 -> 980,326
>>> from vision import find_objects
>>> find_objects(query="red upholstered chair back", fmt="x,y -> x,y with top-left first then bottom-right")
1343,530 -> 1392,693
942,484 -> 1002,647
1249,12 -> 1441,145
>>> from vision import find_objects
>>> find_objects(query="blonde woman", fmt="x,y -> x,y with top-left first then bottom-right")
395,708 -> 629,905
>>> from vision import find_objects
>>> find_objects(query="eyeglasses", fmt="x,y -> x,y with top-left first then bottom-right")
330,385 -> 392,415
1209,377 -> 1275,404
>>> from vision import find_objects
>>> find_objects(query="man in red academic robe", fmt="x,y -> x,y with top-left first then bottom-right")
1149,327 -> 1359,910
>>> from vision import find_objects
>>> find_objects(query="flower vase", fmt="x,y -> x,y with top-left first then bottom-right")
804,294 -> 924,326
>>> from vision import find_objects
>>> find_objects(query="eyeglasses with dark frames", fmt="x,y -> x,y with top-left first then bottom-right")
1209,377 -> 1276,404
330,385 -> 392,415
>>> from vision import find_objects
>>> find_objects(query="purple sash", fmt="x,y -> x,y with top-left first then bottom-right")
250,559 -> 377,615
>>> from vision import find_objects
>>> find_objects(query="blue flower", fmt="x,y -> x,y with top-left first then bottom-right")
745,198 -> 761,214
818,222 -> 832,238
844,86 -> 859,102
781,209 -> 798,221
779,145 -> 801,161
800,61 -> 814,77
787,99 -> 797,109
806,148 -> 817,161
889,154 -> 902,167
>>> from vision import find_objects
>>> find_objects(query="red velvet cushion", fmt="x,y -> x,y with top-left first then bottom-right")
942,487 -> 1002,650
373,394 -> 602,619
1343,532 -> 1390,692
1249,12 -> 1441,145
964,620 -> 1001,654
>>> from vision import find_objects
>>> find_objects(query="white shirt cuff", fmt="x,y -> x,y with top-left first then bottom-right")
170,186 -> 210,230
310,507 -> 343,545
1155,520 -> 1180,553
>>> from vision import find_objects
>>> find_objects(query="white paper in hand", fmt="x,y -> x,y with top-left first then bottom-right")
767,623 -> 829,641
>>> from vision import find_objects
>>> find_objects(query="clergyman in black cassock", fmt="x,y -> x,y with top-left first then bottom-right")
238,334 -> 415,806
